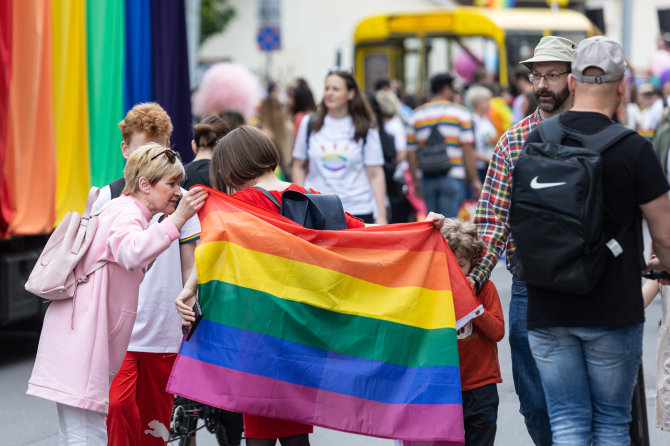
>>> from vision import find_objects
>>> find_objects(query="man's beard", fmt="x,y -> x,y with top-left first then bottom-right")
534,84 -> 570,113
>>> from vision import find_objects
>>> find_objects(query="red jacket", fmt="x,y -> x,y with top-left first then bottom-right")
457,279 -> 504,391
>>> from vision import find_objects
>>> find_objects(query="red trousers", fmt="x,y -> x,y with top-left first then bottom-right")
107,351 -> 176,446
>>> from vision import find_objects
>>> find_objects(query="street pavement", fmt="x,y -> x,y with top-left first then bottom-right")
1,263 -> 667,445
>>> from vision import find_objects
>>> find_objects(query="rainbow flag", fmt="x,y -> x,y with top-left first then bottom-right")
0,0 -> 192,237
168,188 -> 483,443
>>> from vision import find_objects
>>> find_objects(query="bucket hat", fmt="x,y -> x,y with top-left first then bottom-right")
520,36 -> 577,70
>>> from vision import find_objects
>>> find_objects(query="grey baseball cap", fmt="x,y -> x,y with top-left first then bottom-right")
571,36 -> 626,84
520,36 -> 577,70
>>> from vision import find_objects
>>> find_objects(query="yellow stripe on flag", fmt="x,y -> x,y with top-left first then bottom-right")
197,241 -> 456,330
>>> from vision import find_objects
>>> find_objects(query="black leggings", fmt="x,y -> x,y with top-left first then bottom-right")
245,434 -> 310,446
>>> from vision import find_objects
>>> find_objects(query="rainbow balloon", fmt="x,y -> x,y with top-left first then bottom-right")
168,188 -> 484,443
0,0 -> 192,237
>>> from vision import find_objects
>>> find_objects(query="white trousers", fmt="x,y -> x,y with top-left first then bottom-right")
57,403 -> 107,445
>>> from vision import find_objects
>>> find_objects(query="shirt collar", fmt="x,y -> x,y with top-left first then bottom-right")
128,194 -> 153,222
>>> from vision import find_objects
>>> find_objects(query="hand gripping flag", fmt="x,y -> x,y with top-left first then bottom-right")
168,188 -> 483,444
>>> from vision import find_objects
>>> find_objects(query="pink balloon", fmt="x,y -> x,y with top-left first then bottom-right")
650,50 -> 670,77
453,50 -> 481,83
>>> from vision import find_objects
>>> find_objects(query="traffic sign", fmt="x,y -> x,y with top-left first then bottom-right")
257,25 -> 281,52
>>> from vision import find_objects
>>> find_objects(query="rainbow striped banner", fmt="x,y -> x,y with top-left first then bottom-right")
0,0 -> 192,238
168,188 -> 483,443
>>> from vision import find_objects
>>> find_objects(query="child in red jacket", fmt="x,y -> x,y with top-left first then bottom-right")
441,219 -> 504,446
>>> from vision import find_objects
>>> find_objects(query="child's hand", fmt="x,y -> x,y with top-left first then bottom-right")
425,212 -> 445,229
467,276 -> 477,291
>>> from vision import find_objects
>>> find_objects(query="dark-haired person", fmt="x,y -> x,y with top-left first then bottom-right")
218,109 -> 246,130
182,115 -> 231,190
177,126 -> 445,445
176,125 -> 366,446
286,77 -> 317,142
291,69 -> 387,224
407,73 -> 480,218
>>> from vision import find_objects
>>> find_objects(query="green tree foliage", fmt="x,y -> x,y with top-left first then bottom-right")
201,0 -> 236,44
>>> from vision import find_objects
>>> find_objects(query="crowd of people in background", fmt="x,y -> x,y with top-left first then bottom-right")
26,30 -> 670,446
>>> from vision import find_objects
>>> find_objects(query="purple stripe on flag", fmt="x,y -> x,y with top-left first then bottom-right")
168,355 -> 465,443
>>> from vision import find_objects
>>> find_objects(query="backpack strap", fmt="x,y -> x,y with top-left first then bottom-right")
252,186 -> 281,209
538,116 -> 635,154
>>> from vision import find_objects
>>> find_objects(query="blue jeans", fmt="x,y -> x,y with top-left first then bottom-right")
528,324 -> 643,445
510,277 -> 552,446
420,175 -> 465,218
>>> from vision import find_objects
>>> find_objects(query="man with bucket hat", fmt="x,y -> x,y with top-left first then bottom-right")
471,35 -> 577,446
523,35 -> 670,444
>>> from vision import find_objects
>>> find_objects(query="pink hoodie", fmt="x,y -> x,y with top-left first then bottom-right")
27,195 -> 179,413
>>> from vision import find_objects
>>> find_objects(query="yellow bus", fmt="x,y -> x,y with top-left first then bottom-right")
353,7 -> 595,94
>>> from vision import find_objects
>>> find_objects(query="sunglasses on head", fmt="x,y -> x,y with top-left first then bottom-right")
150,149 -> 181,163
328,66 -> 354,76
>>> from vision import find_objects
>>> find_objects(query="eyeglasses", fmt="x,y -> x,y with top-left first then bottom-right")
529,71 -> 569,84
328,66 -> 354,75
150,149 -> 181,163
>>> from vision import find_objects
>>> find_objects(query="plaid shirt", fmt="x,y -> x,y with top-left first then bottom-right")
471,110 -> 542,288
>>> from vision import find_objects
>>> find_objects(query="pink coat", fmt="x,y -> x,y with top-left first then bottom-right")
27,195 -> 180,413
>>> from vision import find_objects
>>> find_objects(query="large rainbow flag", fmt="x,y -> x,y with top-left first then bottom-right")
0,0 -> 192,238
168,188 -> 483,443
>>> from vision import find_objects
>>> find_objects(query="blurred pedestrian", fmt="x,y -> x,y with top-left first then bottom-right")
638,83 -> 664,139
286,78 -> 317,142
464,86 -> 497,182
182,115 -> 231,190
258,96 -> 294,180
292,68 -> 387,223
512,66 -> 534,124
407,73 -> 480,218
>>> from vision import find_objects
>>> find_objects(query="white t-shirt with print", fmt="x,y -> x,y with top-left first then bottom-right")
93,185 -> 201,353
292,115 -> 384,215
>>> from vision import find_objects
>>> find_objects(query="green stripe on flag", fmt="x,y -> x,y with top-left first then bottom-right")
199,280 -> 459,368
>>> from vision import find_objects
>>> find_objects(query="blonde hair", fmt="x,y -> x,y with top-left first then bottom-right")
464,86 -> 492,110
118,102 -> 173,145
440,218 -> 485,267
122,143 -> 185,195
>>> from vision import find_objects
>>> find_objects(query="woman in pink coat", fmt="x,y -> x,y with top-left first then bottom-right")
27,144 -> 208,445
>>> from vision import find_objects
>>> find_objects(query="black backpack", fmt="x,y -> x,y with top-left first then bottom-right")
253,186 -> 347,230
418,125 -> 452,177
509,116 -> 634,295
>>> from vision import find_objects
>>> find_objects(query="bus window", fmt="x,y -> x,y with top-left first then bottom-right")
402,37 -> 421,96
364,52 -> 389,92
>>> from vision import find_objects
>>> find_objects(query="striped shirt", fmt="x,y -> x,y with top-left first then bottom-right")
471,110 -> 542,288
407,100 -> 474,179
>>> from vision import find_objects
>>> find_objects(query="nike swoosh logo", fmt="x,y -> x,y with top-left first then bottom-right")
530,176 -> 567,189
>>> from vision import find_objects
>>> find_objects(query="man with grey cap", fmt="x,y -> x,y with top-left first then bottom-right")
523,35 -> 670,444
471,35 -> 577,446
